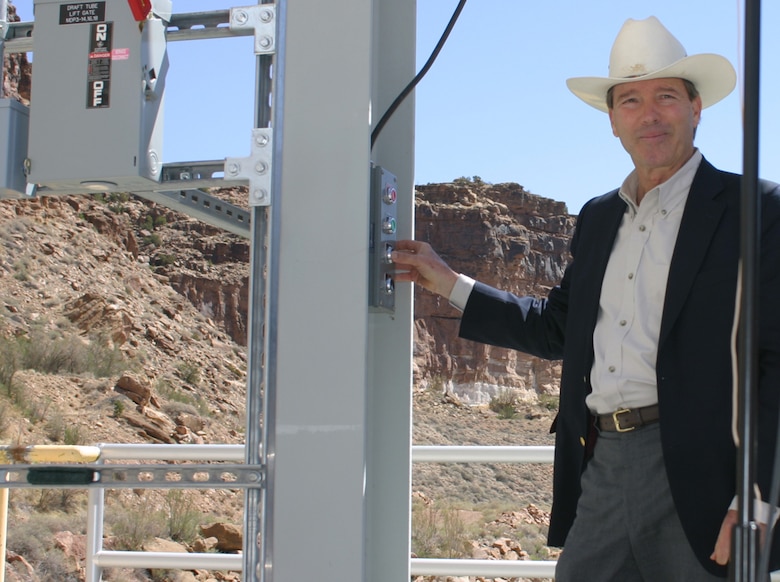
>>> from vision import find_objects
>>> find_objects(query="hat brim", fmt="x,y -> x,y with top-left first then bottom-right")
566,53 -> 736,112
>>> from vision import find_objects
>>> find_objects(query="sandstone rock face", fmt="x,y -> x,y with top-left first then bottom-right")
2,4 -> 32,105
412,181 -> 576,404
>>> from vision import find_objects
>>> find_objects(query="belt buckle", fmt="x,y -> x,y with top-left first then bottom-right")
612,408 -> 636,432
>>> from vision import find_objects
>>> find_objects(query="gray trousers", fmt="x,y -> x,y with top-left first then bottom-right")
555,423 -> 724,582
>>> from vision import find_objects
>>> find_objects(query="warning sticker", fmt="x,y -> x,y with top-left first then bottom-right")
87,22 -> 112,108
60,2 -> 106,25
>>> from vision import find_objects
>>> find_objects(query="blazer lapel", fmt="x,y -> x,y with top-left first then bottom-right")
658,159 -> 728,346
574,191 -> 626,348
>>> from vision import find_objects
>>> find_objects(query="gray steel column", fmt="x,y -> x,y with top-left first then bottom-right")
365,0 -> 416,580
258,0 -> 412,580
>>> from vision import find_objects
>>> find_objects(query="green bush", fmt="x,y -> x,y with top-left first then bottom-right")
175,362 -> 201,386
8,329 -> 125,379
165,490 -> 203,543
112,398 -> 125,418
538,392 -> 559,411
489,388 -> 519,419
110,507 -> 166,551
411,499 -> 472,559
0,335 -> 20,392
63,425 -> 84,446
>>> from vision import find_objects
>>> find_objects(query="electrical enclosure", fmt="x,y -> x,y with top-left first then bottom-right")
27,0 -> 170,193
0,99 -> 30,198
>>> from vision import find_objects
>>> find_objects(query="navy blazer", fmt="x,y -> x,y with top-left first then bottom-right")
459,158 -> 780,575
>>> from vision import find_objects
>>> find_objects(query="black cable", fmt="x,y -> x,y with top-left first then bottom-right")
370,0 -> 468,149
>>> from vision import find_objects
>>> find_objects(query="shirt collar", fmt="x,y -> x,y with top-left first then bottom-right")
618,149 -> 703,214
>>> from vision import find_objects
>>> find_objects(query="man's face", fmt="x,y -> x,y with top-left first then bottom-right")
608,77 -> 702,179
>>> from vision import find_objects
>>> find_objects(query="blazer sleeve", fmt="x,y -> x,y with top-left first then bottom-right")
458,281 -> 568,360
456,205 -> 588,361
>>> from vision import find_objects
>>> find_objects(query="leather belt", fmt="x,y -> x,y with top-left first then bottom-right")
597,404 -> 659,433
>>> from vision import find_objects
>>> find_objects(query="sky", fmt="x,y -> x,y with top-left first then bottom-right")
10,0 -> 779,215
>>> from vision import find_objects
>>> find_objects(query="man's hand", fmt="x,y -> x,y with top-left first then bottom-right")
710,509 -> 767,565
711,510 -> 737,565
391,240 -> 459,299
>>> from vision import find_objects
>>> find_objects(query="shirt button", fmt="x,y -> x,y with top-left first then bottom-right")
661,209 -> 668,215
620,320 -> 627,326
639,225 -> 646,232
608,366 -> 616,373
628,273 -> 634,280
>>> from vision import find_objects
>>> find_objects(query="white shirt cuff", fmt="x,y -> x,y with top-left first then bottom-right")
448,274 -> 476,311
729,496 -> 780,526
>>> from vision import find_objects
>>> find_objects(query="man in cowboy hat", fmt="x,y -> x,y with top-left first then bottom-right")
392,16 -> 780,581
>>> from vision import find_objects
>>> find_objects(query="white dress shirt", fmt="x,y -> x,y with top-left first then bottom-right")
587,150 -> 701,414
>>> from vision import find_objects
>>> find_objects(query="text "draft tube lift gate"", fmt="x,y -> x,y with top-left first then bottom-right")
0,0 -> 416,580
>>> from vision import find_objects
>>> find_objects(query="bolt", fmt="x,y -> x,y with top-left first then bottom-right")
255,133 -> 270,147
253,189 -> 268,202
258,36 -> 273,50
260,8 -> 274,22
233,10 -> 248,25
255,162 -> 268,175
227,162 -> 240,175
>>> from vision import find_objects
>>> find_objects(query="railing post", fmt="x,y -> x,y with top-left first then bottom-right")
0,485 -> 8,582
85,454 -> 106,582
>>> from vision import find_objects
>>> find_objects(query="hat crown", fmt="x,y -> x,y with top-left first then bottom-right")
608,16 -> 688,80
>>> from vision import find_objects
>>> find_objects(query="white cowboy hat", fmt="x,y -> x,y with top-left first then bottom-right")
566,16 -> 736,112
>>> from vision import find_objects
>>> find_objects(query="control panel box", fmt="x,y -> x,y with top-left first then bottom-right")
369,164 -> 397,313
27,0 -> 170,194
0,99 -> 30,198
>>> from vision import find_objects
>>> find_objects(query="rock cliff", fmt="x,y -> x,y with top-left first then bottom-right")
412,179 -> 576,404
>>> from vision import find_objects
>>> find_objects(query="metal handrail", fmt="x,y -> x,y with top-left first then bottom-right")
14,442 -> 773,581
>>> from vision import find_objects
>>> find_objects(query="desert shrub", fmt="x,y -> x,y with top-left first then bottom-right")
34,488 -> 83,513
158,377 -> 209,417
175,361 -> 201,386
45,410 -> 66,441
411,499 -> 472,559
63,424 -> 84,446
112,398 -> 125,418
155,253 -> 176,266
538,392 -> 559,411
37,550 -> 80,581
15,329 -> 124,378
110,507 -> 166,550
7,511 -> 85,564
489,388 -> 519,419
144,233 -> 162,247
165,490 -> 203,543
0,336 -> 20,392
19,394 -> 51,425
0,402 -> 9,438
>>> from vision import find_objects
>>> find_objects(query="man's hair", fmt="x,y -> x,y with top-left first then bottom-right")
606,78 -> 700,109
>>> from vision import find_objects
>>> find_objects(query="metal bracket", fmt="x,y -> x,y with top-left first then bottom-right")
0,463 -> 265,489
229,4 -> 276,55
225,128 -> 273,206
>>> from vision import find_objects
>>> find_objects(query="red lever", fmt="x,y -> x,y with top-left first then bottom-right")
127,0 -> 152,21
